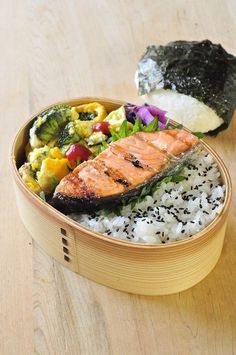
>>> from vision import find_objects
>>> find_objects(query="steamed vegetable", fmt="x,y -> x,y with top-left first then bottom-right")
58,121 -> 81,148
58,120 -> 94,149
29,105 -> 78,148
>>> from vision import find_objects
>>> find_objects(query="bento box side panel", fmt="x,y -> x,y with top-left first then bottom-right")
14,182 -> 79,272
74,219 -> 227,295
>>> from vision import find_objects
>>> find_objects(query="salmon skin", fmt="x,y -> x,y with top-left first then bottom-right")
52,129 -> 199,213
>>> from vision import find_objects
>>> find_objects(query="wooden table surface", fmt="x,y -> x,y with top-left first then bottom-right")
2,1 -> 236,354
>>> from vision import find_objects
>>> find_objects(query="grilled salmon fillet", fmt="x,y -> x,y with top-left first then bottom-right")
52,129 -> 199,213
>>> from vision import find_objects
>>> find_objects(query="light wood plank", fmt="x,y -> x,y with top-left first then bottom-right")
1,0 -> 236,354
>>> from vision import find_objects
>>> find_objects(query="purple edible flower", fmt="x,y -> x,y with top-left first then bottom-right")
125,103 -> 167,129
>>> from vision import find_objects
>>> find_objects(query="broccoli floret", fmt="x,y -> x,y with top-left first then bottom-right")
58,120 -> 94,148
29,105 -> 78,148
58,121 -> 80,147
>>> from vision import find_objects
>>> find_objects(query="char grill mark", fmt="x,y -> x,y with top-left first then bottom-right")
131,158 -> 143,168
101,163 -> 131,188
115,178 -> 130,187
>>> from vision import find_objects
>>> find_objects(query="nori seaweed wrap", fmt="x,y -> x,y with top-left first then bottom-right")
135,40 -> 236,134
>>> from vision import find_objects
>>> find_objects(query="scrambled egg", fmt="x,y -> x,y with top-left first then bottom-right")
25,146 -> 69,195
74,121 -> 93,138
86,131 -> 106,146
104,106 -> 132,131
19,163 -> 42,194
76,102 -> 107,123
37,157 -> 69,194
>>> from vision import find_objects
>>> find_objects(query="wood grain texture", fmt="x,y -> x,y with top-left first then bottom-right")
1,0 -> 236,354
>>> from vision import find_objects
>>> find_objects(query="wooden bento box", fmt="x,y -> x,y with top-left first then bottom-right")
11,97 -> 232,295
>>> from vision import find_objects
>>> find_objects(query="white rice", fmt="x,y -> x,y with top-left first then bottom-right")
143,89 -> 224,133
69,151 -> 225,244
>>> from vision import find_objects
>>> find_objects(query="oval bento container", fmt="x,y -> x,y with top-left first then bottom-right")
11,97 -> 232,295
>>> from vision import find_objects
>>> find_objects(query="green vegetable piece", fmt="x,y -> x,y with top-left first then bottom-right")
118,120 -> 129,138
58,121 -> 80,147
193,132 -> 205,139
30,105 -> 73,148
170,175 -> 186,182
143,116 -> 159,132
132,117 -> 143,134
109,129 -> 120,142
